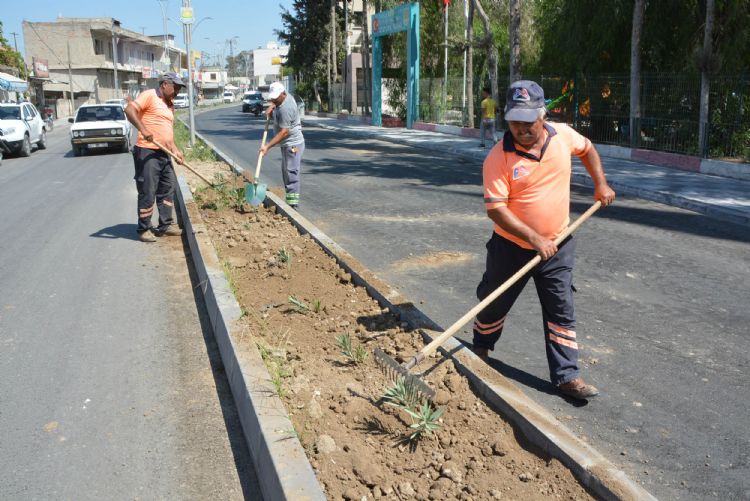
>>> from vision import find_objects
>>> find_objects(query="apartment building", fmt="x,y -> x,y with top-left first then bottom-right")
247,42 -> 289,89
23,18 -> 186,117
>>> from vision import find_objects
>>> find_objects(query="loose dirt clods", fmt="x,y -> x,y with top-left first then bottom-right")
178,162 -> 593,500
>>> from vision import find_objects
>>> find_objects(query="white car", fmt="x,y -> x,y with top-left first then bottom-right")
223,91 -> 235,103
105,98 -> 129,108
0,102 -> 48,157
173,93 -> 189,109
68,104 -> 132,156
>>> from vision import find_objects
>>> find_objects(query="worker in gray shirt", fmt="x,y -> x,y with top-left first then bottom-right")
260,82 -> 305,209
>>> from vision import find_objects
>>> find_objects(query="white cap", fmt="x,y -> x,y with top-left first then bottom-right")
267,82 -> 285,100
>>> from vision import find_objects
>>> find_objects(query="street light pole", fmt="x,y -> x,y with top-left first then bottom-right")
111,21 -> 119,99
182,0 -> 196,146
158,0 -> 169,68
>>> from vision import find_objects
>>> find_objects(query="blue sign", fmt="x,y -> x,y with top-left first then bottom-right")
372,3 -> 412,37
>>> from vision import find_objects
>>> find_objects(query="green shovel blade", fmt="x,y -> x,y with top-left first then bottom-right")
245,182 -> 267,207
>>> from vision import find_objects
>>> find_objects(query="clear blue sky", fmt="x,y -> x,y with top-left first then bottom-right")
1,0 -> 294,62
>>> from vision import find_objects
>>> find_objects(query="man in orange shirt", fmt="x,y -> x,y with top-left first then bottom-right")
473,80 -> 616,400
124,72 -> 186,242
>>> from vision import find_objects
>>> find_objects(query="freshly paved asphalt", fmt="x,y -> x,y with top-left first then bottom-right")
196,105 -> 750,500
0,126 -> 261,499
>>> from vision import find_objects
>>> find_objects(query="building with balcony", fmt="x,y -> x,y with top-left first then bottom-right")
23,17 -> 186,117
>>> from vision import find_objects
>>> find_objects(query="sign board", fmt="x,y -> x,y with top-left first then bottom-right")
372,3 -> 412,36
32,58 -> 49,78
180,7 -> 194,24
142,67 -> 152,79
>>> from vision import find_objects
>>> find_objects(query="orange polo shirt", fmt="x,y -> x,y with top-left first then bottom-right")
130,89 -> 174,149
483,122 -> 592,249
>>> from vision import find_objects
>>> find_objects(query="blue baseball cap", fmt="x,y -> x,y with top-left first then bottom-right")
158,72 -> 186,88
504,80 -> 546,122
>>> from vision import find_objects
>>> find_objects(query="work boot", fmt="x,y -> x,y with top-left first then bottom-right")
155,226 -> 183,237
558,378 -> 599,400
471,345 -> 490,363
138,229 -> 156,242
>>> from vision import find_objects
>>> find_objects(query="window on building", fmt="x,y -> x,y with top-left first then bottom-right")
94,39 -> 104,55
210,73 -> 217,81
356,68 -> 366,107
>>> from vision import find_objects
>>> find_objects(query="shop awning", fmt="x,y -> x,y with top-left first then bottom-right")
0,71 -> 29,92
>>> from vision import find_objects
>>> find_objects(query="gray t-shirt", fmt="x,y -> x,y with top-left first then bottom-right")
273,94 -> 304,147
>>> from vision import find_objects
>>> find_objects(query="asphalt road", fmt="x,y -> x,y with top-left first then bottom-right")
196,105 -> 750,500
0,126 -> 261,499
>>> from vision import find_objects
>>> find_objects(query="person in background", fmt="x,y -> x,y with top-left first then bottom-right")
479,86 -> 498,148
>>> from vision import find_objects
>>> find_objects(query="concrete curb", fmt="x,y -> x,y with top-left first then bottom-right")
184,130 -> 658,501
174,177 -> 326,501
305,118 -> 750,227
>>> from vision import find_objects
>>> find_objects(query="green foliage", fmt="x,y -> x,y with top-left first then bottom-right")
0,22 -> 27,78
334,333 -> 368,365
383,377 -> 421,410
278,247 -> 292,270
404,402 -> 444,441
384,377 -> 443,442
288,295 -> 310,312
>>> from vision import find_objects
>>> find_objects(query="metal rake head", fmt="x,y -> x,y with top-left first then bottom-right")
374,347 -> 436,400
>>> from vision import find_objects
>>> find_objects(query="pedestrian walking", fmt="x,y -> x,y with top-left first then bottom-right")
473,80 -> 616,400
124,72 -> 186,242
479,87 -> 498,148
259,82 -> 305,209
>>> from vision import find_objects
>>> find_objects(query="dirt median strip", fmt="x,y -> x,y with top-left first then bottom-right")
175,129 -> 657,500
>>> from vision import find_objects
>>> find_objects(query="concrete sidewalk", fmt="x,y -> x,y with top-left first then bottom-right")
304,115 -> 750,227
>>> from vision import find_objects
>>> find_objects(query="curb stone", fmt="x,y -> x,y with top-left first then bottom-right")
183,130 -> 658,501
174,177 -> 326,501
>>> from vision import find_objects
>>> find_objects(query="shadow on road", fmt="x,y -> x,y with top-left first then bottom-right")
89,223 -> 141,241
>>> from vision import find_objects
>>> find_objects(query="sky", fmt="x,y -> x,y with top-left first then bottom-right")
1,0 -> 294,63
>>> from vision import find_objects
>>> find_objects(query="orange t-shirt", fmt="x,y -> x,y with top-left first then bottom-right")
130,89 -> 174,149
483,122 -> 592,249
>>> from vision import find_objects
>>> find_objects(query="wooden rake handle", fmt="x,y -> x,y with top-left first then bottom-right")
406,201 -> 603,369
253,115 -> 271,183
150,139 -> 214,187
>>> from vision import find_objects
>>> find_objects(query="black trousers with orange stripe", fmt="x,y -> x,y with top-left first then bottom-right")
473,232 -> 579,386
133,146 -> 176,233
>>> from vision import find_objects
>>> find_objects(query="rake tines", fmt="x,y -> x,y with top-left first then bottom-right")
374,347 -> 436,400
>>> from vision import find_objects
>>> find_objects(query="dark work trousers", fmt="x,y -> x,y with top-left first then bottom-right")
280,142 -> 304,207
473,232 -> 579,386
132,145 -> 176,233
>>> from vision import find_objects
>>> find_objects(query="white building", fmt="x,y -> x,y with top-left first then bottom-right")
247,42 -> 288,89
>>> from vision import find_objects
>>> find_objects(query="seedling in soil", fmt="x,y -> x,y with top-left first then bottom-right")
230,186 -> 246,213
288,295 -> 310,313
221,259 -> 239,295
335,333 -> 369,365
404,402 -> 443,441
383,376 -> 422,410
313,299 -> 323,314
277,247 -> 292,270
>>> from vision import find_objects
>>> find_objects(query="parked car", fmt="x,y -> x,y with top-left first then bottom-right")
173,93 -> 189,109
0,102 -> 48,156
68,104 -> 132,156
291,94 -> 306,118
105,98 -> 129,108
223,91 -> 235,103
242,91 -> 265,114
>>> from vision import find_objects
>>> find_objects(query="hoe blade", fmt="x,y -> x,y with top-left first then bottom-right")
374,348 -> 435,400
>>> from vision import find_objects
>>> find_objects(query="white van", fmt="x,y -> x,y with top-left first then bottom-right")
222,91 -> 234,103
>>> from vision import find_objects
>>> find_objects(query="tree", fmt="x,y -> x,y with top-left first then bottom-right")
466,0 -> 475,127
473,0 -> 499,111
0,21 -> 26,78
629,0 -> 645,146
509,0 -> 521,82
698,0 -> 715,156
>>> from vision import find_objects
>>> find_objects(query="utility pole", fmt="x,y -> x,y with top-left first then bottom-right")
67,41 -> 74,116
443,0 -> 449,122
183,0 -> 196,146
158,0 -> 169,67
111,21 -> 119,99
462,0 -> 468,123
10,32 -> 19,52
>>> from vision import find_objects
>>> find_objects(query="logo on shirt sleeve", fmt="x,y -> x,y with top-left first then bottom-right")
512,165 -> 530,180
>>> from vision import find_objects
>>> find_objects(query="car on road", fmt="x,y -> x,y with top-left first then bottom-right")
0,102 -> 48,157
291,94 -> 306,118
222,91 -> 235,103
68,104 -> 132,156
242,91 -> 265,114
173,93 -> 190,109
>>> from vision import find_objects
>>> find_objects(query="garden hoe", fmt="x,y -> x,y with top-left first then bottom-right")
150,139 -> 215,187
245,115 -> 270,207
374,201 -> 603,401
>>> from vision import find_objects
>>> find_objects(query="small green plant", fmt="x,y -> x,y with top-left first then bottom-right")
383,377 -> 422,410
221,259 -> 239,295
230,186 -> 246,212
277,247 -> 292,270
313,299 -> 322,314
335,333 -> 369,365
404,402 -> 444,441
288,295 -> 310,312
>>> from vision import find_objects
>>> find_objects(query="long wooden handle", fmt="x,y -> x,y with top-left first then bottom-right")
253,116 -> 271,182
150,139 -> 214,186
407,201 -> 602,369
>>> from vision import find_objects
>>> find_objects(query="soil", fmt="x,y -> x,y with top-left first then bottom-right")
175,161 -> 594,501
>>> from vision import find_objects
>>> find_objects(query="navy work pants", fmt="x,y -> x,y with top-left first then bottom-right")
473,232 -> 580,386
132,146 -> 176,233
280,142 -> 304,207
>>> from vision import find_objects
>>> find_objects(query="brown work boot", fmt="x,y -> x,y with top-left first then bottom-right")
471,346 -> 490,363
138,229 -> 156,242
155,226 -> 183,237
558,378 -> 599,400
